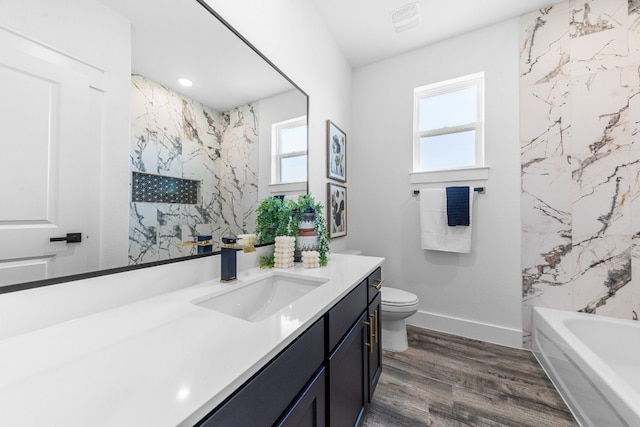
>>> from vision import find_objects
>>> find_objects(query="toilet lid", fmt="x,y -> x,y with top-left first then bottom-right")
381,287 -> 418,306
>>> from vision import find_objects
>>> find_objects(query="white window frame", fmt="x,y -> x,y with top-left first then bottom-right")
271,115 -> 307,184
413,72 -> 485,173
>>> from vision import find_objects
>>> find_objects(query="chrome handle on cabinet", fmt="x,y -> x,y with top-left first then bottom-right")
371,279 -> 384,290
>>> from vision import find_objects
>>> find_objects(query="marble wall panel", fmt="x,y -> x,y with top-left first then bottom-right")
128,202 -> 158,264
569,150 -> 632,240
570,28 -> 629,76
217,106 -> 259,237
520,79 -> 571,162
521,156 -> 572,234
569,0 -> 627,38
128,75 -> 258,263
520,4 -> 571,87
571,235 -> 631,311
628,69 -> 640,147
570,69 -> 630,154
521,0 -> 640,346
629,1 -> 640,62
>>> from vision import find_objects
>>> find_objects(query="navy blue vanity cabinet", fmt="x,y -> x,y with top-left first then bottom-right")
366,268 -> 382,402
327,280 -> 369,427
197,318 -> 325,427
328,311 -> 369,427
276,367 -> 326,426
196,267 -> 383,427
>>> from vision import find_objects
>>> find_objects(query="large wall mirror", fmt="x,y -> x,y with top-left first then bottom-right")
0,0 -> 308,292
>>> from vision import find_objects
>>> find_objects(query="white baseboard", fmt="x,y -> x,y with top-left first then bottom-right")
407,310 -> 523,349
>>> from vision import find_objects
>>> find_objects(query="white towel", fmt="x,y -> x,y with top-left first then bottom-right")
419,188 -> 473,253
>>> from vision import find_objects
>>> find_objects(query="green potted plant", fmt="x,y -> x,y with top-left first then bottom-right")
291,194 -> 330,266
255,194 -> 330,267
255,196 -> 292,244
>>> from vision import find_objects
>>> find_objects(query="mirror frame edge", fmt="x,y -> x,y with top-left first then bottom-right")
1,0 -> 309,295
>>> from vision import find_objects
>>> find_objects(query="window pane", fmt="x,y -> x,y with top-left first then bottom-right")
280,155 -> 307,182
419,86 -> 477,131
279,125 -> 306,153
419,131 -> 475,171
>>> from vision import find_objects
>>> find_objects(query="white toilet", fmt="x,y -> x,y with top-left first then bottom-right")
380,287 -> 419,352
339,250 -> 420,353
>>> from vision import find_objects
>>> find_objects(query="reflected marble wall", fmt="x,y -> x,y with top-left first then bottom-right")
520,0 -> 640,344
128,75 -> 258,264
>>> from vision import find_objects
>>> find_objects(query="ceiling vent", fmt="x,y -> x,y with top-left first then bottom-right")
390,3 -> 421,33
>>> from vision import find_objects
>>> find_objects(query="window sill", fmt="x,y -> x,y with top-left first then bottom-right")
409,166 -> 490,184
268,181 -> 307,195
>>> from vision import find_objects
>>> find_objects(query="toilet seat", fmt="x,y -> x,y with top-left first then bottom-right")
381,287 -> 419,312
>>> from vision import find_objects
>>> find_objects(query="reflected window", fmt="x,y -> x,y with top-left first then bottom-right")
272,116 -> 307,183
413,73 -> 484,172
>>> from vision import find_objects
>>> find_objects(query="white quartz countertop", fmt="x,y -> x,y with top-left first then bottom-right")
0,254 -> 383,426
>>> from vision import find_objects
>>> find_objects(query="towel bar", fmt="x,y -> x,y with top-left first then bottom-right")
412,187 -> 485,196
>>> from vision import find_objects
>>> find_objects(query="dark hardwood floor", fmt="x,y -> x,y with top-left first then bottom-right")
362,325 -> 578,427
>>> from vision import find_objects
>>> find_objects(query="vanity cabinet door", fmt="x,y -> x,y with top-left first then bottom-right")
328,312 -> 368,427
197,319 -> 324,427
276,367 -> 326,427
367,292 -> 382,402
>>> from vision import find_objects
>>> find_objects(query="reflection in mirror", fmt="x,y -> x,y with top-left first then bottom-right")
0,0 -> 308,291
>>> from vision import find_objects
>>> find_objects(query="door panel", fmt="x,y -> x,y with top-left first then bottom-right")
0,27 -> 98,286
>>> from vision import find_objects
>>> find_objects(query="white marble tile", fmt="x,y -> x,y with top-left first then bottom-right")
626,150 -> 640,234
571,235 -> 631,311
629,236 -> 640,318
157,225 -> 191,260
628,69 -> 640,147
523,282 -> 576,312
570,68 -> 630,155
520,0 -> 640,330
129,202 -> 159,264
128,76 -> 259,263
522,156 -> 572,234
520,4 -> 571,87
569,0 -> 627,38
570,27 -> 629,76
522,230 -> 574,295
628,1 -> 640,64
521,79 -> 571,162
570,150 -> 632,241
595,270 -> 639,318
156,204 -> 182,227
218,105 -> 259,236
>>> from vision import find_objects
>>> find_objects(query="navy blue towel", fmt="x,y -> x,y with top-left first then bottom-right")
446,186 -> 470,226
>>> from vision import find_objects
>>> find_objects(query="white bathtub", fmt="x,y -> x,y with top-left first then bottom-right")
532,307 -> 640,427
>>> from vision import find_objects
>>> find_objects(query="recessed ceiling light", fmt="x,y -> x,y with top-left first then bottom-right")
390,3 -> 421,33
178,77 -> 193,87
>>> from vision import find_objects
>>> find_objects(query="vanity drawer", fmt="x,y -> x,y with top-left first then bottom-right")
199,318 -> 324,427
367,267 -> 382,304
327,279 -> 367,353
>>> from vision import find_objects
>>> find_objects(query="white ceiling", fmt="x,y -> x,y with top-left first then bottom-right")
310,0 -> 565,68
97,0 -> 296,111
95,0 -> 566,109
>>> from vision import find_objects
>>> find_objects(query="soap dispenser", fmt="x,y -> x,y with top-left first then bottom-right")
220,236 -> 238,283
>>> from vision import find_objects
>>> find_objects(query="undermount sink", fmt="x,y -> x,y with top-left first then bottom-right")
194,272 -> 328,322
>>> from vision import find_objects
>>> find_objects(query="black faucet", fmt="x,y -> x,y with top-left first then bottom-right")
220,236 -> 238,282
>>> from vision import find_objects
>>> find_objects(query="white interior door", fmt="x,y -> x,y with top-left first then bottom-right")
0,27 -> 99,286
